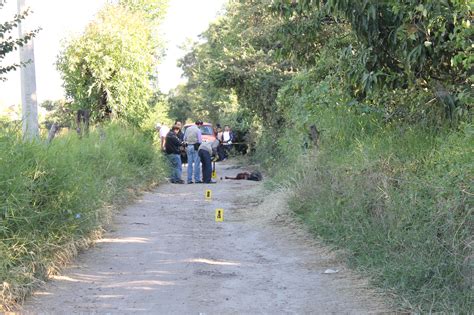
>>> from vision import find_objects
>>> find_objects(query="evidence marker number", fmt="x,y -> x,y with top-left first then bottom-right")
205,189 -> 212,201
215,209 -> 224,222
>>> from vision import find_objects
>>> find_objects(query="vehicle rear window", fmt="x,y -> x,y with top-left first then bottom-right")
200,126 -> 213,135
184,125 -> 214,136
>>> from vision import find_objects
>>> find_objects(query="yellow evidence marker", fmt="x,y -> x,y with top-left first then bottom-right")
205,189 -> 212,201
211,170 -> 217,179
215,208 -> 224,222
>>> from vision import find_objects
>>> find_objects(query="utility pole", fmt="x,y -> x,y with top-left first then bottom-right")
18,0 -> 39,140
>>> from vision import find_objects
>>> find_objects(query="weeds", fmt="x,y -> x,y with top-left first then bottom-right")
0,123 -> 167,310
255,68 -> 473,311
265,119 -> 472,312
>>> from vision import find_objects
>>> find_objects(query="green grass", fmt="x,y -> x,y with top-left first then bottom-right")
0,123 -> 167,310
252,66 -> 472,312
266,118 -> 472,312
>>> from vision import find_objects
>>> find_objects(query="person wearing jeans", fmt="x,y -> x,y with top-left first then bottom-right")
165,125 -> 184,184
198,140 -> 219,183
184,120 -> 203,184
185,145 -> 201,183
167,154 -> 182,184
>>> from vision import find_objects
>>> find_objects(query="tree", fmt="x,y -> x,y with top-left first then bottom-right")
57,2 -> 167,126
177,0 -> 472,136
167,85 -> 193,123
176,1 -> 294,129
272,0 -> 473,106
177,0 -> 348,128
119,0 -> 168,22
0,0 -> 39,81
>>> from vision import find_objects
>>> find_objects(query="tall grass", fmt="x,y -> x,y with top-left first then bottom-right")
254,67 -> 473,312
0,123 -> 167,310
259,115 -> 472,312
290,125 -> 472,312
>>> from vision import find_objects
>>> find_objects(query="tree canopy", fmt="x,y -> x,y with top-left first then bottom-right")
177,0 -> 472,128
57,1 -> 168,126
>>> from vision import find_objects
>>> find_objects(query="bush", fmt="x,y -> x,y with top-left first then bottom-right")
0,123 -> 167,310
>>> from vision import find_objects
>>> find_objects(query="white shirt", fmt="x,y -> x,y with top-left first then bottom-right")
159,126 -> 170,138
223,131 -> 231,142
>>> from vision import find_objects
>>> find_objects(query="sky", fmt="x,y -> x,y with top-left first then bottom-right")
0,0 -> 226,109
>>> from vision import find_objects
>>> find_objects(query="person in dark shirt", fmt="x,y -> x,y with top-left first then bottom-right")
165,125 -> 185,184
175,120 -> 184,141
174,120 -> 187,164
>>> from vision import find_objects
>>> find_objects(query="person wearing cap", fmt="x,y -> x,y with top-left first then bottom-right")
198,140 -> 220,184
184,120 -> 203,184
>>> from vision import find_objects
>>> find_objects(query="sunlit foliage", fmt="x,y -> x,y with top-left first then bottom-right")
57,2 -> 167,126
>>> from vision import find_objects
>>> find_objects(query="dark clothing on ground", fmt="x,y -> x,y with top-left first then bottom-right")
165,131 -> 182,155
198,149 -> 213,183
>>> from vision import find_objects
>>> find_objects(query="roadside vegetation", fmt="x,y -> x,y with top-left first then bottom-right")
172,1 -> 472,312
0,123 -> 167,310
1,0 -> 472,312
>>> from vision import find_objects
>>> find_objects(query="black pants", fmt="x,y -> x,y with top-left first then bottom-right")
198,149 -> 212,183
223,144 -> 232,159
217,144 -> 225,161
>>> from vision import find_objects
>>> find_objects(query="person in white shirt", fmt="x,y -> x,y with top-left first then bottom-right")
222,125 -> 234,160
156,123 -> 170,151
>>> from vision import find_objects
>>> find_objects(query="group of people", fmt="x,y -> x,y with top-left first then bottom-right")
156,120 -> 230,184
214,124 -> 235,162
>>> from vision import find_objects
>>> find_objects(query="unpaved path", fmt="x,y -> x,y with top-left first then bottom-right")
23,163 -> 389,314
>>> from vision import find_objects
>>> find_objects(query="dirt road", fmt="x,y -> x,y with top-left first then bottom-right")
23,163 -> 388,314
